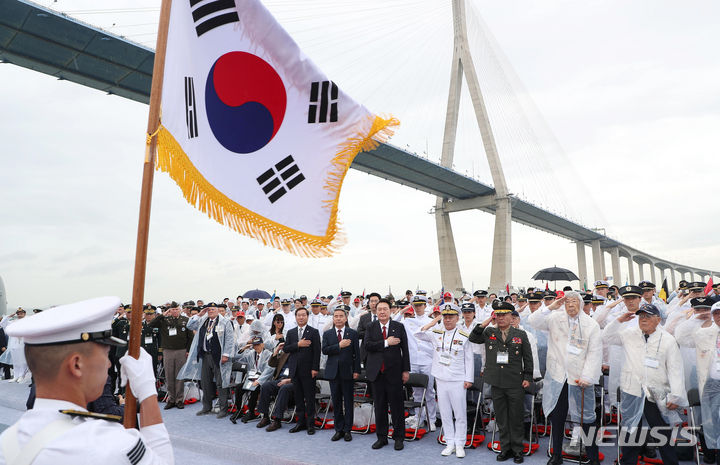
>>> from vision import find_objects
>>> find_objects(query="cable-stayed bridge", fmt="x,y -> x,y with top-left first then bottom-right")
1,0 -> 716,292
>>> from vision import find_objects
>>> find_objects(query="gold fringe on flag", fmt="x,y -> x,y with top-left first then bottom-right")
154,115 -> 399,258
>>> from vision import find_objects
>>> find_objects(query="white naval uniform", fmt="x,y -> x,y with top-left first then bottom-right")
603,320 -> 686,426
415,326 -> 474,448
0,399 -> 173,465
403,314 -> 437,426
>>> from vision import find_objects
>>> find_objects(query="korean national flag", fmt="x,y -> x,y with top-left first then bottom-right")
157,0 -> 397,257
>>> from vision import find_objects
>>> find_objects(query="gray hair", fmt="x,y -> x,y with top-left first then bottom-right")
564,291 -> 583,308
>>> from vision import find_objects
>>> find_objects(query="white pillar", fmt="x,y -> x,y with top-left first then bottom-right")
610,248 -> 621,287
576,242 -> 588,289
489,197 -> 512,292
628,256 -> 636,284
591,240 -> 603,282
650,263 -> 657,284
637,262 -> 645,281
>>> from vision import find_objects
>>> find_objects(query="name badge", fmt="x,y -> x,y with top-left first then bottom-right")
438,353 -> 452,366
144,337 -> 153,344
497,352 -> 509,364
567,344 -> 582,355
168,327 -> 177,336
644,357 -> 659,369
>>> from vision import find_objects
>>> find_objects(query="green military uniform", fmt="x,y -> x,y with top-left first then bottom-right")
141,306 -> 162,377
469,304 -> 533,460
148,311 -> 193,407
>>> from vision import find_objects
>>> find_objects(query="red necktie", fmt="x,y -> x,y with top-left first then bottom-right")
381,325 -> 387,373
337,329 -> 342,342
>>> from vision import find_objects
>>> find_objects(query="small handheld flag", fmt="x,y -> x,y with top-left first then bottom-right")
157,0 -> 397,257
704,278 -> 714,296
658,278 -> 669,303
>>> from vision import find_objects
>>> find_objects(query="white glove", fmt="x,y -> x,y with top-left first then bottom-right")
119,347 -> 157,403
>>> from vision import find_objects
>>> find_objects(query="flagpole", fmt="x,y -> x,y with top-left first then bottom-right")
124,0 -> 173,429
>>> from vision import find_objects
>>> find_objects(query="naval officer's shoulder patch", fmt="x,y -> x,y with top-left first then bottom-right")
60,409 -> 123,423
457,329 -> 469,338
431,329 -> 443,334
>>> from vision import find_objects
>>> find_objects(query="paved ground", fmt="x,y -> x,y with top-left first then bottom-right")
0,380 -> 626,464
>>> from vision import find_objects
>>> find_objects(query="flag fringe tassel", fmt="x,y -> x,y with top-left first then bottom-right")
155,115 -> 399,258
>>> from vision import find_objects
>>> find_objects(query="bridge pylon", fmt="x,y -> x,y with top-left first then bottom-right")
435,0 -> 511,293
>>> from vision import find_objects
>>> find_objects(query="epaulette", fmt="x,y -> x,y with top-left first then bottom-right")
431,329 -> 443,334
60,409 -> 122,423
457,330 -> 469,338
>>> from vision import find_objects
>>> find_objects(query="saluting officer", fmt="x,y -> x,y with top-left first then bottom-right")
141,305 -> 161,377
148,302 -> 193,410
111,305 -> 131,394
416,303 -> 474,459
470,301 -> 533,464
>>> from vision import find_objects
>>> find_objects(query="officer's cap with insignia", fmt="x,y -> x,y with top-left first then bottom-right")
281,299 -> 291,305
415,290 -> 427,296
473,290 -> 488,297
493,301 -> 515,314
639,281 -> 655,290
543,290 -> 557,299
517,294 -> 528,302
689,282 -> 706,291
440,303 -> 460,315
619,285 -> 642,297
591,295 -> 606,304
412,295 -> 428,305
510,310 -> 520,317
143,304 -> 156,314
678,280 -> 688,290
528,292 -> 543,302
204,302 -> 218,308
310,299 -> 322,307
460,302 -> 475,313
335,304 -> 351,312
341,291 -> 352,297
582,293 -> 592,303
594,280 -> 609,289
6,296 -> 127,346
251,336 -> 264,345
636,304 -> 660,316
691,297 -> 712,309
123,304 -> 132,310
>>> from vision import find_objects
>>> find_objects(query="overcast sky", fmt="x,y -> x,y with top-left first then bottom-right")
1,0 -> 718,312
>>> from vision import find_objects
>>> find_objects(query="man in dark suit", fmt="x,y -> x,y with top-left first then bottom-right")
0,318 -> 10,379
322,305 -> 361,442
363,298 -> 411,451
356,292 -> 382,342
283,306 -> 321,435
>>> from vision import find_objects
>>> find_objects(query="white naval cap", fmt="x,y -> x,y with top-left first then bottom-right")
6,296 -> 127,346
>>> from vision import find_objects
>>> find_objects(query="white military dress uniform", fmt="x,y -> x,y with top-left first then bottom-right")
694,304 -> 720,450
415,304 -> 474,456
0,296 -> 173,465
402,298 -> 437,429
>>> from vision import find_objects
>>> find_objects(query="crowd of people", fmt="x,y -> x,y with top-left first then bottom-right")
1,279 -> 719,465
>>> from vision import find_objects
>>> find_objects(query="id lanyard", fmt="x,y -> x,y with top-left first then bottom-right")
439,329 -> 457,366
441,329 -> 458,353
642,332 -> 663,389
567,316 -> 583,354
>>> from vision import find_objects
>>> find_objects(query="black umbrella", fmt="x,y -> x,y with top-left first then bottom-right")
242,289 -> 272,299
532,266 -> 579,282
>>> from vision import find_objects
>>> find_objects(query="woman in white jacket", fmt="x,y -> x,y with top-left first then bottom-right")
528,290 -> 602,465
694,301 -> 720,465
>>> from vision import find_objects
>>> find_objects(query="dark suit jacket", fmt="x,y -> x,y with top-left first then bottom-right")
283,325 -> 321,378
469,325 -> 533,388
362,320 -> 410,382
357,311 -> 375,341
0,328 -> 7,352
322,326 -> 361,380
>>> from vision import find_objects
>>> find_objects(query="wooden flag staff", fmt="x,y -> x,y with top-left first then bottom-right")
125,0 -> 172,429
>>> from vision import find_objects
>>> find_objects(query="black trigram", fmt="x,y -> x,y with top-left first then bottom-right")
308,81 -> 338,123
189,0 -> 239,37
184,77 -> 199,139
256,155 -> 305,204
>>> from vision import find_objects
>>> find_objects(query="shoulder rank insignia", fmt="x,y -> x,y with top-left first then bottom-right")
431,329 -> 443,334
127,438 -> 146,465
60,409 -> 122,423
457,330 -> 469,338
